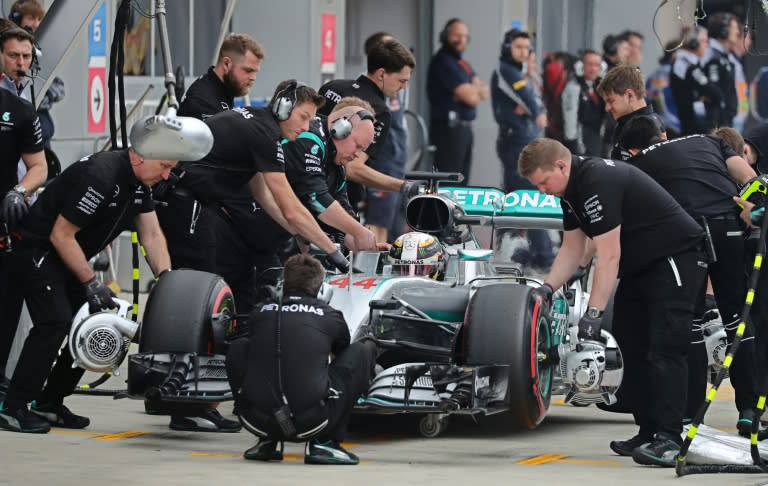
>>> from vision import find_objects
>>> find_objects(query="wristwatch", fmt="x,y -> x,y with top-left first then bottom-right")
12,184 -> 27,197
586,306 -> 604,319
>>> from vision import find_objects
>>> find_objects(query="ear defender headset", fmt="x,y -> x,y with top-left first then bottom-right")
709,12 -> 734,41
573,51 -> 608,78
682,28 -> 701,51
439,18 -> 468,45
271,79 -> 307,121
9,0 -> 26,26
330,109 -> 375,140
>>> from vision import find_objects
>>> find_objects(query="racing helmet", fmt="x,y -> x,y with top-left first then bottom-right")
388,232 -> 444,280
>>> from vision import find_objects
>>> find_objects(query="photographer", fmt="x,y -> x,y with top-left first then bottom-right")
228,254 -> 375,465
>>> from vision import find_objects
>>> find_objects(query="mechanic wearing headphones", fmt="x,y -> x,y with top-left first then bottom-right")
318,39 -> 419,218
427,18 -> 489,184
0,132 -> 175,433
670,27 -> 720,136
620,115 -> 761,437
0,26 -> 34,97
597,65 -> 666,161
702,12 -> 740,128
0,50 -> 46,400
521,138 -> 706,467
229,253 -> 376,465
214,95 -> 380,317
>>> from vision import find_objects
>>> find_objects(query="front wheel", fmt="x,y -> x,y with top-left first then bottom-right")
464,284 -> 553,429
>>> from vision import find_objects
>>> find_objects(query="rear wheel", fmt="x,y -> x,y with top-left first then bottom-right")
464,284 -> 553,429
140,269 -> 234,354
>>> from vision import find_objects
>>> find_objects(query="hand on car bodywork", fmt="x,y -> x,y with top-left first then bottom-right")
531,283 -> 553,307
577,314 -> 603,342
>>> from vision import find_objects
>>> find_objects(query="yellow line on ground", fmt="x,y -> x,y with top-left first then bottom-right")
189,452 -> 242,458
93,430 -> 149,441
517,454 -> 569,465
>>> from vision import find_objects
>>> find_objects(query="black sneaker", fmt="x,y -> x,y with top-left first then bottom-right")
244,438 -> 283,461
304,439 -> 359,465
632,433 -> 681,467
0,403 -> 51,433
31,402 -> 90,429
738,409 -> 757,438
169,409 -> 241,433
609,433 -> 652,456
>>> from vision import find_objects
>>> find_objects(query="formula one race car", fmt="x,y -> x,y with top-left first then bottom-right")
322,173 -> 625,437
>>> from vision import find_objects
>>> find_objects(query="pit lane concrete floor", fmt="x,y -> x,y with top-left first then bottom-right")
3,378 -> 767,486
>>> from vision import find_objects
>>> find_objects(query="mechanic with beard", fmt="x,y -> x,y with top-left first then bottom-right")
177,33 -> 264,120
427,18 -> 490,183
215,97 -> 381,314
229,253 -> 376,465
318,39 -> 418,212
620,115 -> 761,437
0,50 -> 46,399
520,138 -> 706,467
597,65 -> 666,161
0,139 -> 175,433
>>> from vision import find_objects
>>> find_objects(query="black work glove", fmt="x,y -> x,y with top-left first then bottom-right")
577,314 -> 603,342
531,283 -> 554,307
84,276 -> 118,314
327,249 -> 350,273
1,189 -> 28,227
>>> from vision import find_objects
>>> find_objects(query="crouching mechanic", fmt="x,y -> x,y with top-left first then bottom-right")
0,139 -> 175,433
521,138 -> 706,467
228,254 -> 376,465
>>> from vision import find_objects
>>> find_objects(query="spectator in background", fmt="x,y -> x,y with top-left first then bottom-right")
619,30 -> 644,68
562,49 -> 606,155
491,28 -> 553,271
702,12 -> 739,128
427,18 -> 489,185
727,17 -> 750,132
602,33 -> 630,71
646,40 -> 681,138
670,27 -> 720,135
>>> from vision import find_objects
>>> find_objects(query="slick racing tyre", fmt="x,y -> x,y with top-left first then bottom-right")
464,284 -> 552,429
140,269 -> 234,354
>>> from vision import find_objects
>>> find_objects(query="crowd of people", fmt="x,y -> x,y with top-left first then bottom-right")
1,1 -> 768,469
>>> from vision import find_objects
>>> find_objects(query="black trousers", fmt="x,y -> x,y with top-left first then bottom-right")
0,252 -> 24,378
687,218 -> 757,416
155,191 -> 217,273
430,121 -> 473,185
3,248 -> 87,409
213,206 -> 287,315
612,248 -> 707,440
240,342 -> 375,443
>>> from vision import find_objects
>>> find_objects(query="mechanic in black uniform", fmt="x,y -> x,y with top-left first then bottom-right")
229,253 -> 375,465
318,39 -> 417,212
702,12 -> 739,128
215,96 -> 381,314
596,64 -> 666,161
0,54 -> 47,400
177,33 -> 264,120
620,116 -> 761,436
157,80 -> 349,284
0,143 -> 175,433
521,138 -> 706,467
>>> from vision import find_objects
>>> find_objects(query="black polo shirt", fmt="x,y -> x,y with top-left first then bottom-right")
0,89 -> 43,194
282,116 -> 353,216
611,105 -> 665,161
178,106 -> 284,203
427,46 -> 477,122
19,150 -> 154,259
628,134 -> 740,219
241,292 -> 350,414
177,67 -> 235,120
562,156 -> 703,277
317,75 -> 390,161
